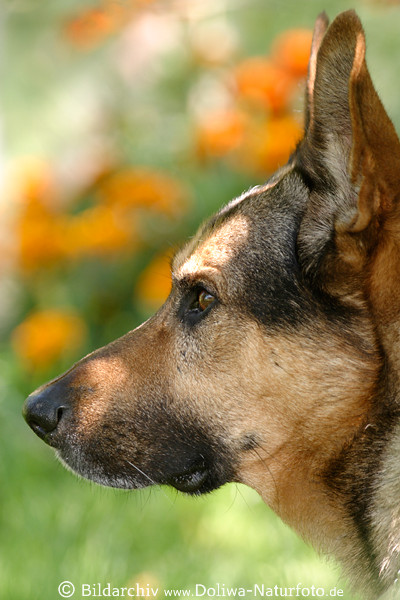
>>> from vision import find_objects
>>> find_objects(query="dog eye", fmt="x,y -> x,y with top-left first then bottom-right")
197,290 -> 215,312
183,287 -> 216,324
178,284 -> 218,326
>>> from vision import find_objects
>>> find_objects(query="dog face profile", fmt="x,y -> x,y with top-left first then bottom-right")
23,10 -> 400,598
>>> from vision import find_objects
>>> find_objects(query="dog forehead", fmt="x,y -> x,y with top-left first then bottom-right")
172,164 -> 306,288
174,213 -> 250,278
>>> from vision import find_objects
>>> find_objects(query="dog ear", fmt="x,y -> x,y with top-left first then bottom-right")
297,10 -> 400,297
304,11 -> 329,132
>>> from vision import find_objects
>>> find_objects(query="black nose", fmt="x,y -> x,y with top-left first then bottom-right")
23,385 -> 67,442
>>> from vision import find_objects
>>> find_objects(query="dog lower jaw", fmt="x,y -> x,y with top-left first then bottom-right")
55,447 -> 228,495
55,448 -> 155,490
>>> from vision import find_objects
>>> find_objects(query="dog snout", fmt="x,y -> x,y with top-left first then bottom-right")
23,384 -> 68,443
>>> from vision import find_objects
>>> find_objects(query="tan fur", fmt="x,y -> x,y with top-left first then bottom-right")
174,214 -> 250,278
306,12 -> 329,130
230,328 -> 377,550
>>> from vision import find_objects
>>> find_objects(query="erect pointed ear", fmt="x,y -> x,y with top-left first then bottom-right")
297,10 -> 400,295
304,11 -> 329,131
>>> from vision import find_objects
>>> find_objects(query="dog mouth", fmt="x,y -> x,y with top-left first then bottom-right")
165,460 -> 209,494
54,437 -> 226,495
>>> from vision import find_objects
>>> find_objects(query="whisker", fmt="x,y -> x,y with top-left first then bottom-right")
126,460 -> 173,505
138,487 -> 152,512
126,460 -> 158,486
250,445 -> 281,513
223,482 -> 239,514
234,482 -> 254,513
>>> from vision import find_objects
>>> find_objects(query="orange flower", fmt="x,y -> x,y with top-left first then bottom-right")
66,205 -> 137,258
272,29 -> 313,78
12,309 -> 87,371
10,158 -> 68,272
16,201 -> 137,270
99,169 -> 187,218
14,163 -> 187,270
16,200 -> 69,272
134,250 -> 173,310
234,58 -> 296,112
63,3 -> 124,49
196,109 -> 247,159
238,115 -> 303,173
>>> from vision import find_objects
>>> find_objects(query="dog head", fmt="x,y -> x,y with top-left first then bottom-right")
23,11 -> 400,553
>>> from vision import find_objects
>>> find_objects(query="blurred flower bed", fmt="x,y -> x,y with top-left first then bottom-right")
2,0 -> 312,379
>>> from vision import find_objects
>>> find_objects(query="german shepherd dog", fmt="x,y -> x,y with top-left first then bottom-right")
23,10 -> 400,599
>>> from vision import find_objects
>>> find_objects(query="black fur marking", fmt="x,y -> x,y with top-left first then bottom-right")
213,172 -> 315,330
132,397 -> 236,494
213,170 -> 359,333
293,138 -> 338,197
240,433 -> 260,451
323,394 -> 400,586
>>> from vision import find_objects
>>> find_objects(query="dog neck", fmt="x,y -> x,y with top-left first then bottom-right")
238,357 -> 400,599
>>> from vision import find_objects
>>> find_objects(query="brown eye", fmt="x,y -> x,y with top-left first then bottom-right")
198,289 -> 215,311
182,286 -> 217,325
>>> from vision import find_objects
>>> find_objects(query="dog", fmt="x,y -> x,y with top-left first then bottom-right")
23,10 -> 400,599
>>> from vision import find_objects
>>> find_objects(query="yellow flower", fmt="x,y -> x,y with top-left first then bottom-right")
66,205 -> 137,258
234,58 -> 296,113
238,115 -> 303,173
10,158 -> 67,272
272,28 -> 313,78
12,309 -> 87,371
196,109 -> 247,159
17,200 -> 69,272
134,250 -> 173,311
99,168 -> 187,218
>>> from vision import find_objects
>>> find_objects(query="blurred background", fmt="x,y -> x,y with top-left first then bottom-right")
2,0 -> 400,598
